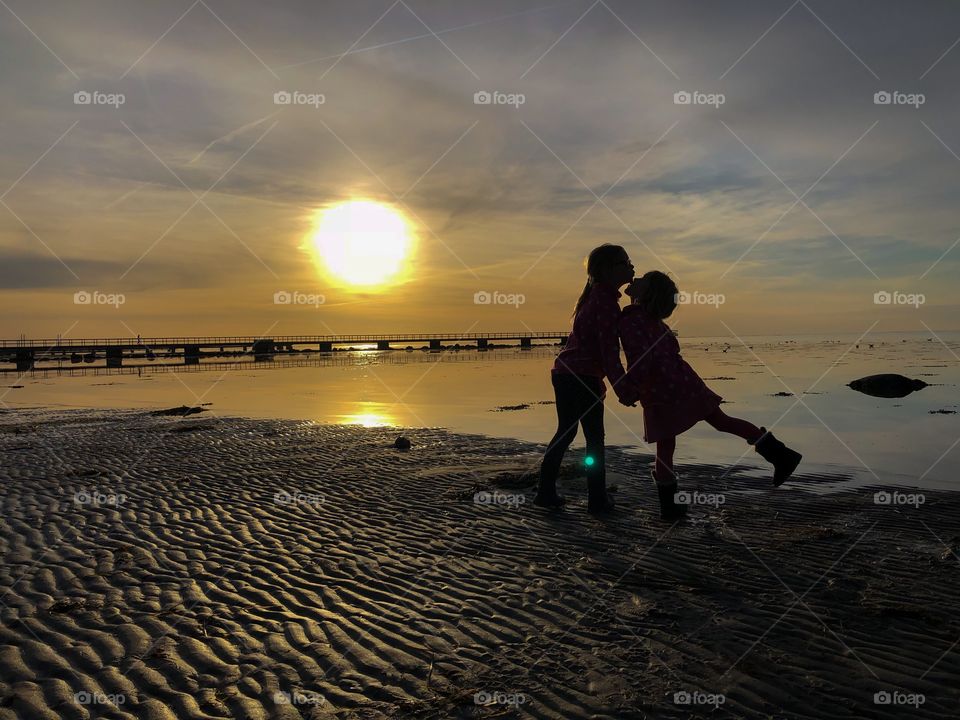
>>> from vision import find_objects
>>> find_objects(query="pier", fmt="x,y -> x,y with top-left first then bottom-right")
1,332 -> 568,370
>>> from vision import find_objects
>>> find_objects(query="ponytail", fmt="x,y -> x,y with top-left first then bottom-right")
571,279 -> 594,319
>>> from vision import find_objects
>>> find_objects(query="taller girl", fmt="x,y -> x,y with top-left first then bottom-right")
535,244 -> 639,513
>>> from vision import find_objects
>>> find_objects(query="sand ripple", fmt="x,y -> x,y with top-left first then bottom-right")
0,409 -> 957,718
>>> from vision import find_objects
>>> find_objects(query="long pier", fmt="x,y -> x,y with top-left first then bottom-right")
1,332 -> 568,370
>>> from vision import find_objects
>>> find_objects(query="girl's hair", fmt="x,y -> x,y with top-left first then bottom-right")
571,244 -> 627,318
625,270 -> 678,319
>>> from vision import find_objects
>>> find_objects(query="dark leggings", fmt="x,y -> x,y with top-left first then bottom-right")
655,408 -> 762,483
538,373 -> 606,492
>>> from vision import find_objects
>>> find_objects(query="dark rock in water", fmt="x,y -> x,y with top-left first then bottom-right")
770,392 -> 793,397
151,406 -> 206,417
848,374 -> 928,399
394,436 -> 411,450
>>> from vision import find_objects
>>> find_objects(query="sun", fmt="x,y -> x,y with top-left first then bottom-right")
310,200 -> 413,287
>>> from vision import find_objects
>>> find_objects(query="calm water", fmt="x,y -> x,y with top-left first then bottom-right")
5,331 -> 959,491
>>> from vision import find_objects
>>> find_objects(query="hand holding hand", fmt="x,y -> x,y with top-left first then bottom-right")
616,382 -> 640,407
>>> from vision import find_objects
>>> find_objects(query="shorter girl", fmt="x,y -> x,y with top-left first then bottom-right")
620,271 -> 802,521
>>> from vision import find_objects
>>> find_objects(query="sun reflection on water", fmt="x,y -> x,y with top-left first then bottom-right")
341,410 -> 396,427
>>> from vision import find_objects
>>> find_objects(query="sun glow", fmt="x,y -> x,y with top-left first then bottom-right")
310,200 -> 413,287
342,410 -> 395,427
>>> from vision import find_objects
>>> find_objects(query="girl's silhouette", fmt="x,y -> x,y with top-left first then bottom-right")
535,244 -> 639,513
620,271 -> 802,521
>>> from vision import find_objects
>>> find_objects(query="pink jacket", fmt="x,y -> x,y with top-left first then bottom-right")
619,304 -> 723,440
553,282 -> 631,394
619,305 -> 719,405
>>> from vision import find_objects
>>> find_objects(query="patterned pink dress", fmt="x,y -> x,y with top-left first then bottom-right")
553,282 -> 635,400
619,305 -> 722,442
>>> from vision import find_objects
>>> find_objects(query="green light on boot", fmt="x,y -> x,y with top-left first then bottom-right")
584,455 -> 595,467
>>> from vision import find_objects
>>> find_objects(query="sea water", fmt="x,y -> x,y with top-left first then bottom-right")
4,331 -> 958,491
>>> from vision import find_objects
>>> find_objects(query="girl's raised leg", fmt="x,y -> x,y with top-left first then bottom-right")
704,408 -> 762,443
705,408 -> 802,486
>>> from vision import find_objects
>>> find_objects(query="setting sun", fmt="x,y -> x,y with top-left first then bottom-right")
311,200 -> 412,287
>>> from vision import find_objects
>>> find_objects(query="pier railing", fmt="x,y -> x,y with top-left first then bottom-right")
0,331 -> 568,349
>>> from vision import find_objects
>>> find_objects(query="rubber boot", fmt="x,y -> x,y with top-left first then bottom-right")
583,446 -> 614,514
651,467 -> 687,522
587,477 -> 615,514
752,427 -> 802,487
533,469 -> 566,508
533,484 -> 566,508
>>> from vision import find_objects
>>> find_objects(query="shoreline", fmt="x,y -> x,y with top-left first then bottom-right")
1,408 -> 957,718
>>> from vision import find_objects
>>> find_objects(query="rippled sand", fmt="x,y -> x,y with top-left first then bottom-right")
0,409 -> 958,719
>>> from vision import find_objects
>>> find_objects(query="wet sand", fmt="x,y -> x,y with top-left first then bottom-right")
0,408 -> 957,718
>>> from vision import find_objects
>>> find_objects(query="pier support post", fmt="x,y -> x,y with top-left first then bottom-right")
15,349 -> 34,372
429,339 -> 441,350
106,346 -> 123,368
520,337 -> 532,349
376,340 -> 391,350
318,341 -> 332,352
477,338 -> 488,351
184,345 -> 200,365
252,339 -> 275,361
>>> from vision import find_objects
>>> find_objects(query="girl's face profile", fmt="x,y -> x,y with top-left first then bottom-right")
609,252 -> 635,287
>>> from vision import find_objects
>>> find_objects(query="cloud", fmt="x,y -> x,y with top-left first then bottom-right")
2,0 -> 960,335
187,112 -> 279,166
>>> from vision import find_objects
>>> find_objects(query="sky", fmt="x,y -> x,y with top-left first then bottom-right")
2,0 -> 959,340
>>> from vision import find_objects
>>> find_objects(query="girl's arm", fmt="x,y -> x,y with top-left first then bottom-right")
596,294 -> 635,400
620,316 -> 649,386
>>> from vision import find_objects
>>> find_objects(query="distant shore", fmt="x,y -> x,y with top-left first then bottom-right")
0,408 -> 957,719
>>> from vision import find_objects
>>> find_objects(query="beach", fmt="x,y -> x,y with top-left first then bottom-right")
1,408 -> 957,719
5,0 -> 960,716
